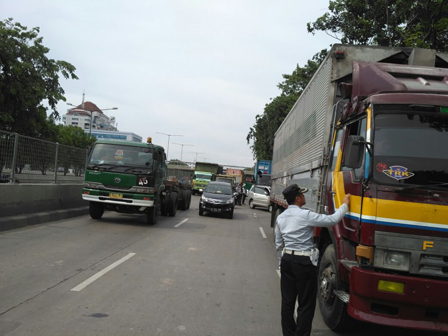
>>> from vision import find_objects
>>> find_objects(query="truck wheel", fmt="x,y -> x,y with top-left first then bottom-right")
167,192 -> 178,217
146,198 -> 158,225
89,202 -> 104,219
192,190 -> 196,196
318,244 -> 354,331
161,196 -> 168,216
186,190 -> 192,209
178,190 -> 187,211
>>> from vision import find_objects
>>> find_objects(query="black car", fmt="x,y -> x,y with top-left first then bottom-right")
199,181 -> 235,219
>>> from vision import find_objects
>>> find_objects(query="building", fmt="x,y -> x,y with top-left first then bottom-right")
90,130 -> 142,142
62,101 -> 117,132
62,101 -> 142,142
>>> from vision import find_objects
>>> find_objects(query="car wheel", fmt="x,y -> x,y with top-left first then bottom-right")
89,202 -> 104,219
249,199 -> 255,209
199,207 -> 204,216
228,209 -> 234,219
268,204 -> 273,213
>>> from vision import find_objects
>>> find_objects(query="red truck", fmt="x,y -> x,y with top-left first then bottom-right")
270,45 -> 448,332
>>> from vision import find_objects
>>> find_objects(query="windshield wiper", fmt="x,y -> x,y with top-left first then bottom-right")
87,164 -> 118,171
123,166 -> 151,173
395,182 -> 448,192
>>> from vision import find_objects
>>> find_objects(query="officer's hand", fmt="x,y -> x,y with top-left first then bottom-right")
342,194 -> 351,207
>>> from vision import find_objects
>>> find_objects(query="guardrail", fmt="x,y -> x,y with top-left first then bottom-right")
0,131 -> 87,184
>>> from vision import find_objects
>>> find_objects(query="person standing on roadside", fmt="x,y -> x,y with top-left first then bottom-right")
240,182 -> 247,205
275,184 -> 350,336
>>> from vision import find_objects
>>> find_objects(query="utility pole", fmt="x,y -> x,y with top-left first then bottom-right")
190,151 -> 204,162
156,132 -> 182,160
172,143 -> 193,161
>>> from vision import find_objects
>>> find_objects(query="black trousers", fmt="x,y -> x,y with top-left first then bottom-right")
280,254 -> 317,336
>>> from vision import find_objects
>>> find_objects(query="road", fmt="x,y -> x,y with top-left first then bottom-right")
0,195 -> 438,336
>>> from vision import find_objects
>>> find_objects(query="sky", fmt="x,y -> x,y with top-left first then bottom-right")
2,0 -> 336,167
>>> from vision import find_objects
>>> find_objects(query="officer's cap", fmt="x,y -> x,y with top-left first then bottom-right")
282,184 -> 308,199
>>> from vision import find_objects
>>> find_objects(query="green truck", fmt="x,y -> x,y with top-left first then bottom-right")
191,162 -> 220,195
82,138 -> 191,225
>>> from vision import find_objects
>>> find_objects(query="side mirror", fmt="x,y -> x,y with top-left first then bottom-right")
344,135 -> 365,169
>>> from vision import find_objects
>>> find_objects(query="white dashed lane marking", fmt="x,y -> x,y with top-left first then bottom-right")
174,218 -> 189,228
71,253 -> 136,292
259,227 -> 267,239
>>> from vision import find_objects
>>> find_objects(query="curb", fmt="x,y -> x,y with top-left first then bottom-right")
0,207 -> 89,232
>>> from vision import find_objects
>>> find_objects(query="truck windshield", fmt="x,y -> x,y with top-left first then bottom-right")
88,143 -> 153,167
195,174 -> 212,180
373,113 -> 448,187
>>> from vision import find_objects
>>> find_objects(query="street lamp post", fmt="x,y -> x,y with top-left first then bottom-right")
172,143 -> 193,162
190,152 -> 204,162
156,132 -> 182,160
67,103 -> 117,136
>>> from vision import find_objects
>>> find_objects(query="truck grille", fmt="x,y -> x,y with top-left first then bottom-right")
419,254 -> 448,277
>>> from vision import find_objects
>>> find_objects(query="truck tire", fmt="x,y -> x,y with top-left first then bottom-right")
89,202 -> 104,219
167,192 -> 178,217
146,198 -> 158,225
318,244 -> 354,331
161,195 -> 168,216
186,190 -> 192,209
178,190 -> 187,211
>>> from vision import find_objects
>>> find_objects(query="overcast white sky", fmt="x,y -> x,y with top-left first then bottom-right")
3,0 -> 335,167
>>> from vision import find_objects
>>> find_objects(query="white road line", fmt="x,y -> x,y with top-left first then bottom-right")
71,253 -> 136,292
174,218 -> 189,228
259,227 -> 267,239
253,213 -> 257,217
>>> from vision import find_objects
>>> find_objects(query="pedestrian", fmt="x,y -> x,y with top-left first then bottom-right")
236,182 -> 243,206
240,182 -> 247,205
275,184 -> 350,336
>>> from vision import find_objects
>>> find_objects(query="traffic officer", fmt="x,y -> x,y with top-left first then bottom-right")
275,184 -> 350,336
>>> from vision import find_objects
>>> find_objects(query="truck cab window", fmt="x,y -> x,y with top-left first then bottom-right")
330,128 -> 343,171
342,118 -> 367,180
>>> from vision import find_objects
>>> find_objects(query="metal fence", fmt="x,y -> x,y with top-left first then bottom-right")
0,131 -> 87,184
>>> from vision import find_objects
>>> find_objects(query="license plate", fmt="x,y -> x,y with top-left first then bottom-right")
211,208 -> 221,212
109,193 -> 123,199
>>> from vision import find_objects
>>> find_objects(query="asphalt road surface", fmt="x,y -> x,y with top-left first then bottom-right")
0,195 -> 441,335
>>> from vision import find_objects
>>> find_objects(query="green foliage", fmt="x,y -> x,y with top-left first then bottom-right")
247,50 -> 328,160
0,18 -> 78,137
307,0 -> 448,51
168,159 -> 189,166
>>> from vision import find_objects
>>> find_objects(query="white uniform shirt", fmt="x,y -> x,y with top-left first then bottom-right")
275,204 -> 349,261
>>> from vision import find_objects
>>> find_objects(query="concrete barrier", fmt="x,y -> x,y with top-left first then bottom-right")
0,184 -> 88,232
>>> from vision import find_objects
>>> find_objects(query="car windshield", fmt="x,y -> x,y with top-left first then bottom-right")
373,112 -> 448,187
205,184 -> 232,195
89,143 -> 153,167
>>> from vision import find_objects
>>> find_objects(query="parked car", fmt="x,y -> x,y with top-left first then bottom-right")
199,181 -> 235,219
248,185 -> 272,212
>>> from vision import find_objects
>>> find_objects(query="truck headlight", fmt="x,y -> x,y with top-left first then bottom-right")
84,182 -> 100,189
376,250 -> 411,272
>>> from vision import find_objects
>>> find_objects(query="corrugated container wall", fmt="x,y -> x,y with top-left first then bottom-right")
272,54 -> 333,178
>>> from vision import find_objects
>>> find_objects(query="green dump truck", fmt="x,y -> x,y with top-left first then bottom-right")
192,162 -> 219,195
82,138 -> 191,225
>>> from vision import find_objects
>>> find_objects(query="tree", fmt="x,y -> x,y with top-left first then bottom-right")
56,125 -> 95,176
307,0 -> 448,51
0,18 -> 78,137
247,50 -> 328,160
